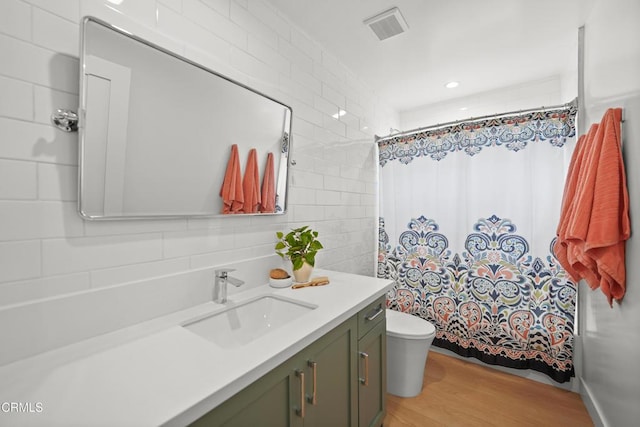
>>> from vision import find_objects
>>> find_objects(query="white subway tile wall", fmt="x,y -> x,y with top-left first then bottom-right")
0,0 -> 32,42
0,160 -> 38,199
0,0 -> 399,308
0,75 -> 33,121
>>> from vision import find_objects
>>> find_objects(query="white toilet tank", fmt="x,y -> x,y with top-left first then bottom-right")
386,309 -> 436,397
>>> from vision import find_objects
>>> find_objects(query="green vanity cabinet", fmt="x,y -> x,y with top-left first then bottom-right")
190,300 -> 386,427
358,320 -> 386,427
357,296 -> 387,427
297,316 -> 358,427
191,351 -> 305,427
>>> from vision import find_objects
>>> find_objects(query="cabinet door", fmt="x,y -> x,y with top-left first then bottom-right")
303,316 -> 358,427
358,319 -> 386,427
190,355 -> 305,427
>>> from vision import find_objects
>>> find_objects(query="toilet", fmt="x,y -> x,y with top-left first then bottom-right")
386,309 -> 436,397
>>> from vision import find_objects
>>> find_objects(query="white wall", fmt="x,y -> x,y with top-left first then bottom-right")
0,0 -> 399,310
580,0 -> 640,425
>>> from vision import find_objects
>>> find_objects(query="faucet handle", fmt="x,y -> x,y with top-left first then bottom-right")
215,268 -> 236,277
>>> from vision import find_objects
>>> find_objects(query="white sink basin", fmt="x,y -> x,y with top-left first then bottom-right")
183,295 -> 316,348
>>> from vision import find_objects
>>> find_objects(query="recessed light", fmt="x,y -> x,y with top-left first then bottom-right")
459,107 -> 468,111
445,81 -> 459,89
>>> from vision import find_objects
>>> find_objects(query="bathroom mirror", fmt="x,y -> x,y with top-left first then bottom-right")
78,17 -> 291,219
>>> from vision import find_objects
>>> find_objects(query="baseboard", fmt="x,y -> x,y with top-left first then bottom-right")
580,378 -> 607,427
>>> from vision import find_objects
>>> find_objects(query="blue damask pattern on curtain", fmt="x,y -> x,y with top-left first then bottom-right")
377,103 -> 578,383
379,105 -> 577,164
379,215 -> 577,383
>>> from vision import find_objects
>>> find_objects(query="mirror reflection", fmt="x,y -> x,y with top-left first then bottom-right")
79,17 -> 291,219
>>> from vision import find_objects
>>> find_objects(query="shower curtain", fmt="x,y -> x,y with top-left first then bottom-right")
378,104 -> 578,383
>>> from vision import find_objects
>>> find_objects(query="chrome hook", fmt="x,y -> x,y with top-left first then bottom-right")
51,109 -> 78,132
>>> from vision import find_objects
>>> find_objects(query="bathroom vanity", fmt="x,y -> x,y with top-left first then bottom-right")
0,269 -> 392,427
191,295 -> 387,427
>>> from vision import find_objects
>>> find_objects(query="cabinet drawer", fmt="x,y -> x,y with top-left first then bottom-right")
358,295 -> 386,339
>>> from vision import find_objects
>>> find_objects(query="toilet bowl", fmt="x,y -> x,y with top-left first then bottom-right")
386,309 -> 436,397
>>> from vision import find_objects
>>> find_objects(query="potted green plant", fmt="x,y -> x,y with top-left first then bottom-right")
275,226 -> 323,282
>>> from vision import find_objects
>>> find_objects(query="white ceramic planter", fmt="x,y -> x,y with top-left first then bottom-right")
292,261 -> 313,283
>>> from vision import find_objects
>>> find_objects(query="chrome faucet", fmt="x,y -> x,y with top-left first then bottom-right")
213,268 -> 245,303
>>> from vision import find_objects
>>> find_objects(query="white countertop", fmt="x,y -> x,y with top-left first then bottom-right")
0,270 -> 393,427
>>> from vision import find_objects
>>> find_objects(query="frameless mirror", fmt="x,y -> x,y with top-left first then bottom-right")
78,17 -> 291,219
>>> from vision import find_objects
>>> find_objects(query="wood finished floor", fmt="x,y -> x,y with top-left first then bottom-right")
384,351 -> 593,427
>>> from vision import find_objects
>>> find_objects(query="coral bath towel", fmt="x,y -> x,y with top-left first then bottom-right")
219,144 -> 244,214
554,127 -> 601,287
243,148 -> 261,213
555,108 -> 629,306
260,152 -> 276,213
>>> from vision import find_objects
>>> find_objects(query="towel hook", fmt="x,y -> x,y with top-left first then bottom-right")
51,109 -> 78,132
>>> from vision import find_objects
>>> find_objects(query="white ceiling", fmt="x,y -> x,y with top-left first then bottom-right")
265,0 -> 590,113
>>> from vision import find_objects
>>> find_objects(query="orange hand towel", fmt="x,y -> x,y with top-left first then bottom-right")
584,109 -> 629,248
242,148 -> 261,213
554,132 -> 589,282
219,144 -> 244,214
584,108 -> 629,304
260,152 -> 276,213
556,125 -> 603,289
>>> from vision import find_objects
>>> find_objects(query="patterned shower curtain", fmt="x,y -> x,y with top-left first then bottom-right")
378,103 -> 578,383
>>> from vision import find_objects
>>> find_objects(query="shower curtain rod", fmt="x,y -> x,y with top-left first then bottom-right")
375,97 -> 578,144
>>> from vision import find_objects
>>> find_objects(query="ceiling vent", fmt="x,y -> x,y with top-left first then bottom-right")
364,7 -> 409,41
